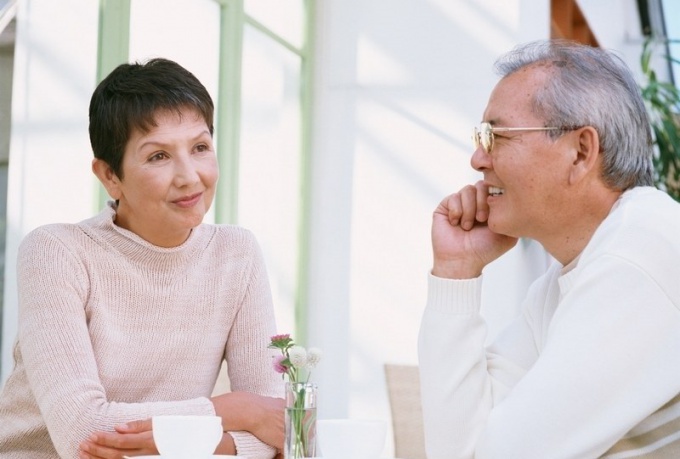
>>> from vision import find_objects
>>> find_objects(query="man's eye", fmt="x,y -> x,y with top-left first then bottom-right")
195,143 -> 210,153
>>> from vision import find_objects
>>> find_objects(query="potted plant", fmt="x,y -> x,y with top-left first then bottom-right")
639,38 -> 680,202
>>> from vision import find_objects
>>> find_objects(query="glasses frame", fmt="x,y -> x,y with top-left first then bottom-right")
472,122 -> 572,154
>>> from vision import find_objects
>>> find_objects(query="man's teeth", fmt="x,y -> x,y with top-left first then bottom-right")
488,186 -> 504,196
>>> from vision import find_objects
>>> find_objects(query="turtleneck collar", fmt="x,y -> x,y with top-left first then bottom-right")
82,201 -> 213,270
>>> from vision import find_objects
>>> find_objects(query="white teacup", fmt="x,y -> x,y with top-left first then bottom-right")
152,415 -> 222,459
316,418 -> 387,459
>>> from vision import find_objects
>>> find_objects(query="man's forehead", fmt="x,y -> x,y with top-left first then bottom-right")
482,66 -> 550,122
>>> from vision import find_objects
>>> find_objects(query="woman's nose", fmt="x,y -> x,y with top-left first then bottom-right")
173,155 -> 200,185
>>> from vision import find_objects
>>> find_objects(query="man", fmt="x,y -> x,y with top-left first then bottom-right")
418,39 -> 680,458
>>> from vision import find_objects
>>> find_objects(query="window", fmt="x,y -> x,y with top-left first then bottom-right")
0,3 -> 16,370
239,1 -> 310,338
661,0 -> 679,85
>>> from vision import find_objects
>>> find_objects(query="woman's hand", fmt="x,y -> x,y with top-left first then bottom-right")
78,419 -> 157,459
212,391 -> 286,450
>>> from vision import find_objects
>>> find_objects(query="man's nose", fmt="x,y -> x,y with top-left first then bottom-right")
471,145 -> 491,172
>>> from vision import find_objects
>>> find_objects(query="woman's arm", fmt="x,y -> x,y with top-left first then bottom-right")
79,420 -> 237,459
216,231 -> 285,457
212,391 -> 285,448
17,229 -> 216,458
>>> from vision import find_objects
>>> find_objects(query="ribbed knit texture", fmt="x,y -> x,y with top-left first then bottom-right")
0,202 -> 282,458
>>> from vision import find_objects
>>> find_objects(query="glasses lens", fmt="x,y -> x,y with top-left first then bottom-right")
480,123 -> 493,153
472,127 -> 481,150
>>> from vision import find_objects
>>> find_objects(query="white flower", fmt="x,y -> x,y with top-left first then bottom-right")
306,347 -> 322,368
288,345 -> 308,368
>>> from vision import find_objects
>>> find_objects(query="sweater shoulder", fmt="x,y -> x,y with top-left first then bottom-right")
19,223 -> 87,257
202,224 -> 260,254
585,188 -> 680,261
578,187 -> 680,309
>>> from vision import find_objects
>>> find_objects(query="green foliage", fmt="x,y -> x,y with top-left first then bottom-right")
639,38 -> 680,202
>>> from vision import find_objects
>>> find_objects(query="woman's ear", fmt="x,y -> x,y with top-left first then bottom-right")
568,126 -> 600,185
92,159 -> 123,200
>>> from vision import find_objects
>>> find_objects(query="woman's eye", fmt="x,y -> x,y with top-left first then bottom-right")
149,152 -> 168,161
195,143 -> 210,153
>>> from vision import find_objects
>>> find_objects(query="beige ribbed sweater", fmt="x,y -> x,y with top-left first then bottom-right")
0,202 -> 283,458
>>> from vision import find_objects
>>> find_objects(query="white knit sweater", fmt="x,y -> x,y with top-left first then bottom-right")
418,187 -> 680,458
0,202 -> 283,458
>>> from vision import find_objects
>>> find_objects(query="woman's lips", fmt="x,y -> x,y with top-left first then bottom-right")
173,192 -> 202,208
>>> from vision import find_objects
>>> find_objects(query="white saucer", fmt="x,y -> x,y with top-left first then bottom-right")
130,456 -> 236,459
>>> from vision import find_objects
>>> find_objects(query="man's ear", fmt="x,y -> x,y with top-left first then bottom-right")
92,159 -> 122,200
568,126 -> 600,185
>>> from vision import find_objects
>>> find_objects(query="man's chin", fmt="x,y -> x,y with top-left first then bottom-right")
487,216 -> 519,238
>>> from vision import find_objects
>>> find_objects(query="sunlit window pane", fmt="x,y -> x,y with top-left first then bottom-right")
127,0 -> 221,223
662,0 -> 680,85
128,0 -> 220,93
244,0 -> 304,50
239,24 -> 302,333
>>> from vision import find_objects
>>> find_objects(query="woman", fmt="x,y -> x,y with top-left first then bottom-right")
0,58 -> 284,458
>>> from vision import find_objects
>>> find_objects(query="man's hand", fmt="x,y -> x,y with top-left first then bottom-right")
78,419 -> 156,459
432,181 -> 517,279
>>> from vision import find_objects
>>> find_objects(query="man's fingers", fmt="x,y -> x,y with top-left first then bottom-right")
457,185 -> 479,230
474,180 -> 489,222
434,183 -> 489,231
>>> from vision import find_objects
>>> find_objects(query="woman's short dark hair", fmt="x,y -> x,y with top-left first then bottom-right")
88,58 -> 214,179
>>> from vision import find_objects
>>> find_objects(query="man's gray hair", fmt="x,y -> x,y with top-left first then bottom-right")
494,40 -> 654,190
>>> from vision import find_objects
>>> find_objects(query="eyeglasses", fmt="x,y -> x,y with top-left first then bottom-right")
472,122 -> 572,154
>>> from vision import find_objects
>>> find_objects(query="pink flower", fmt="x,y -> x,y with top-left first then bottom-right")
272,354 -> 288,374
271,333 -> 290,342
269,334 -> 293,351
267,333 -> 322,383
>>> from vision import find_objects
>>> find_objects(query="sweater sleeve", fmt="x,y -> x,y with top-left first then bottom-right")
225,231 -> 283,459
476,255 -> 680,459
417,273 -> 492,459
17,228 -> 216,458
419,255 -> 680,459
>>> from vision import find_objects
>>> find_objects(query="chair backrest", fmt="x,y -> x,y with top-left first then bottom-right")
384,363 -> 426,459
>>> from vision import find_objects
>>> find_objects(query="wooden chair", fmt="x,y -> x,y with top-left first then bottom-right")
384,364 -> 426,459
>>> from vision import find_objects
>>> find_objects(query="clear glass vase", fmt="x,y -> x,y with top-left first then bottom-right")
284,382 -> 318,459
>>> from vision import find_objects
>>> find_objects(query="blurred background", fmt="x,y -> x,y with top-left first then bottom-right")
0,0 -> 678,456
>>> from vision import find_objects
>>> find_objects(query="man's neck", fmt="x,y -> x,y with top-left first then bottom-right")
541,186 -> 623,266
